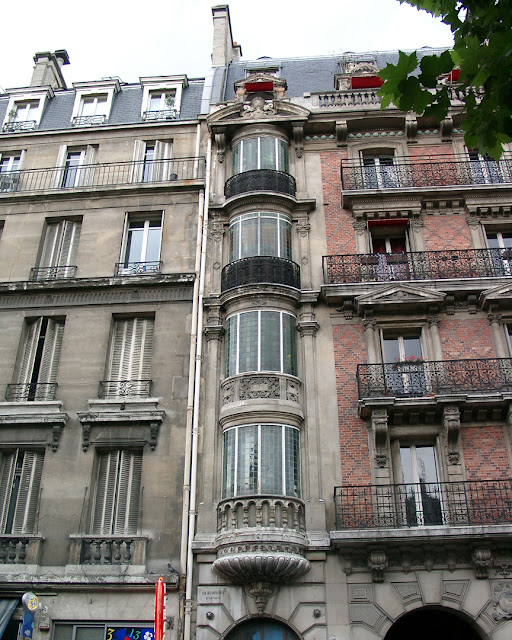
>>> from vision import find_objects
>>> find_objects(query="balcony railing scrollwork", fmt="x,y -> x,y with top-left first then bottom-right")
225,169 -> 296,198
72,115 -> 107,127
324,248 -> 512,284
142,109 -> 177,121
0,157 -> 205,194
2,120 -> 37,133
5,382 -> 57,402
30,265 -> 77,281
334,479 -> 512,529
115,261 -> 162,276
341,153 -> 512,191
221,256 -> 300,291
98,379 -> 152,399
357,358 -> 512,399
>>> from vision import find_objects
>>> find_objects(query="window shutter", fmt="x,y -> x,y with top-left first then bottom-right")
131,141 -> 146,182
108,318 -> 154,381
39,223 -> 60,267
53,145 -> 68,188
12,451 -> 44,534
18,318 -> 43,385
114,451 -> 142,534
0,452 -> 18,533
38,319 -> 65,384
92,451 -> 120,535
59,220 -> 81,265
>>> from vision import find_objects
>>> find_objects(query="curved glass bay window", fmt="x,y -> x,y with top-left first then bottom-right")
232,137 -> 289,174
222,424 -> 300,498
229,212 -> 292,261
225,310 -> 297,377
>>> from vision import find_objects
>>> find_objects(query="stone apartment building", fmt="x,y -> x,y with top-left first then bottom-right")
0,47 -> 206,640
1,5 -> 512,640
192,5 -> 512,640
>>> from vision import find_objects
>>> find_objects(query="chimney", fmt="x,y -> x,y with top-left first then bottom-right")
30,50 -> 70,90
211,5 -> 242,66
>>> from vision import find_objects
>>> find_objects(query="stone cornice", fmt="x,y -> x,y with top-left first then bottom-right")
0,275 -> 194,309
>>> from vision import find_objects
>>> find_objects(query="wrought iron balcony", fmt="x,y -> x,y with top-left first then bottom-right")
29,265 -> 77,280
72,115 -> 107,127
357,358 -> 512,400
5,382 -> 57,401
98,379 -> 152,398
323,248 -> 512,284
334,479 -> 512,530
0,157 -> 204,194
2,120 -> 37,133
115,261 -> 162,276
221,256 -> 300,291
224,169 -> 296,198
142,109 -> 177,121
341,153 -> 512,191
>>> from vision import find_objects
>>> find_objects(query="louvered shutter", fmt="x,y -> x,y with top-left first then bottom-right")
11,451 -> 43,534
39,223 -> 60,267
131,141 -> 146,182
57,220 -> 80,266
0,452 -> 18,533
18,319 -> 42,385
108,318 -> 154,382
37,319 -> 64,385
114,451 -> 142,534
92,451 -> 120,535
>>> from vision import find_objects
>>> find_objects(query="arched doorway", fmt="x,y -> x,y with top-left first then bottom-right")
384,607 -> 483,640
225,619 -> 300,640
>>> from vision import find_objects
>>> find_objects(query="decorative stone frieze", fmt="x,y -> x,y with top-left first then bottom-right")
492,581 -> 512,620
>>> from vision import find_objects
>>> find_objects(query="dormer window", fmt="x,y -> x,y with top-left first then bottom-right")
140,76 -> 187,122
2,88 -> 52,133
71,80 -> 120,127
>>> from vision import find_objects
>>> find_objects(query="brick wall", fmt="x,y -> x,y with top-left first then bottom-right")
423,214 -> 474,251
439,315 -> 495,360
461,426 -> 510,479
332,323 -> 372,484
321,151 -> 356,256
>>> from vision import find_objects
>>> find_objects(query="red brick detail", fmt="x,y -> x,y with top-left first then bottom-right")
439,316 -> 495,360
423,215 -> 473,251
321,151 -> 357,256
332,323 -> 372,484
461,426 -> 511,479
409,144 -> 455,161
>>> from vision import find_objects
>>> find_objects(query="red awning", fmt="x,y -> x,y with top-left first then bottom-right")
245,81 -> 274,92
351,76 -> 384,89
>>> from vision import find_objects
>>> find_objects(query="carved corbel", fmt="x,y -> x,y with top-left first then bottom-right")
297,321 -> 320,338
82,423 -> 91,452
405,114 -> 417,143
472,546 -> 493,579
367,550 -> 388,583
296,219 -> 310,237
149,422 -> 160,451
372,409 -> 388,468
441,116 -> 453,141
293,124 -> 304,158
443,405 -> 460,465
204,325 -> 225,342
336,120 -> 348,147
51,425 -> 62,452
215,133 -> 226,163
245,582 -> 278,613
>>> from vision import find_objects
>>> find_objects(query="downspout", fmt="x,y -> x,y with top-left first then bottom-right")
181,123 -> 211,640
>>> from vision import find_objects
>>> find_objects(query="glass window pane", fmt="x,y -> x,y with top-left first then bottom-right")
238,622 -> 261,640
260,214 -> 279,256
222,429 -> 236,499
75,628 -> 104,640
240,215 -> 259,258
238,312 -> 259,372
229,219 -> 240,261
149,93 -> 162,111
232,142 -> 241,174
237,425 -> 258,495
261,425 -> 282,494
225,316 -> 238,377
125,225 -> 144,263
282,313 -> 297,375
383,338 -> 401,363
260,138 -> 276,170
260,311 -> 281,371
400,446 -> 414,484
279,217 -> 292,259
285,426 -> 300,497
145,225 -> 162,262
278,139 -> 289,172
241,139 -> 258,172
415,446 -> 438,484
402,337 -> 422,358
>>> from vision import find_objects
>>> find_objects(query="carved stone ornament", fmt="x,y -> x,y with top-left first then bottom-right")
441,116 -> 453,141
242,96 -> 276,118
472,547 -> 493,579
443,405 -> 460,465
336,120 -> 348,147
367,550 -> 388,583
492,581 -> 512,620
296,220 -> 310,237
293,124 -> 304,158
215,133 -> 226,163
245,582 -> 278,614
405,114 -> 418,143
372,409 -> 388,469
239,376 -> 280,400
344,61 -> 379,76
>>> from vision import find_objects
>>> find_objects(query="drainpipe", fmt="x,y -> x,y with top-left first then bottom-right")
181,124 -> 211,640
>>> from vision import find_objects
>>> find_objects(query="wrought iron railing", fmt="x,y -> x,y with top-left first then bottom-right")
357,358 -> 512,399
142,109 -> 177,121
29,265 -> 77,280
334,479 -> 512,529
225,169 -> 296,198
115,261 -> 162,276
2,120 -> 37,133
312,90 -> 381,109
323,248 -> 512,284
0,156 -> 204,194
221,256 -> 300,291
98,379 -> 152,398
340,154 -> 512,191
72,115 -> 107,126
5,382 -> 57,401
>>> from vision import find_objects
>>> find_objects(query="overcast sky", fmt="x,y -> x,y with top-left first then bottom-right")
1,0 -> 453,91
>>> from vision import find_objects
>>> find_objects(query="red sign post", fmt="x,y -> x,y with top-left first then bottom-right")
154,577 -> 165,640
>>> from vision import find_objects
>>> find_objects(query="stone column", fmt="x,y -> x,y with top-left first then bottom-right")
354,219 -> 369,254
488,313 -> 508,358
293,123 -> 307,199
409,217 -> 425,251
296,218 -> 312,289
209,217 -> 225,294
363,318 -> 378,363
466,215 -> 484,248
427,315 -> 443,361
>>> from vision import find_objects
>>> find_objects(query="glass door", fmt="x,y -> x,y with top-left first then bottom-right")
382,335 -> 425,396
399,445 -> 443,526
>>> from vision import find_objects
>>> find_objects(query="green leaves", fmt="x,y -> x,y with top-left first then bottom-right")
378,1 -> 512,158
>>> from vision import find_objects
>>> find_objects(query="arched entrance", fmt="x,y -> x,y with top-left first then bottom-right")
225,619 -> 300,640
384,607 -> 483,640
